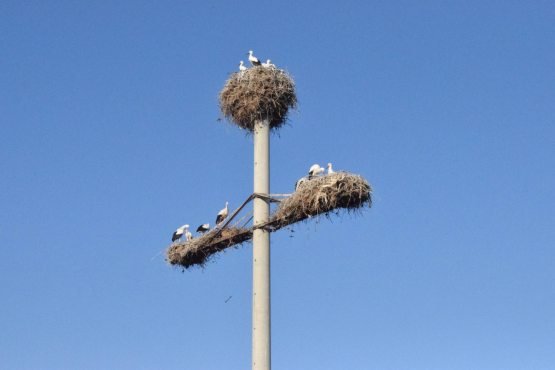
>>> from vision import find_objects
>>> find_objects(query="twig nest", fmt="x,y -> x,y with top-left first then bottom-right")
219,66 -> 297,131
165,173 -> 372,269
167,227 -> 252,269
271,172 -> 372,228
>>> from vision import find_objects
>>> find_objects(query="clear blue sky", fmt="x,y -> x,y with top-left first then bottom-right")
1,1 -> 554,369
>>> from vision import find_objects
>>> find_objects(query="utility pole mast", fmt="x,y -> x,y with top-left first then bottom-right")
252,119 -> 271,370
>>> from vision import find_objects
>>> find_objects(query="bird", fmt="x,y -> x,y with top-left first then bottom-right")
327,162 -> 334,174
196,223 -> 210,233
215,201 -> 229,225
185,228 -> 193,241
295,176 -> 308,191
262,59 -> 275,68
247,50 -> 262,66
308,164 -> 325,179
172,224 -> 190,242
239,60 -> 247,71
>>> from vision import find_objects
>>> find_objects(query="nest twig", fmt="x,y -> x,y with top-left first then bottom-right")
219,66 -> 297,131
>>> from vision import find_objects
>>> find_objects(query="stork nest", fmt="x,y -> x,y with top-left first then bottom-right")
166,227 -> 252,269
219,66 -> 297,131
166,172 -> 372,269
270,172 -> 372,229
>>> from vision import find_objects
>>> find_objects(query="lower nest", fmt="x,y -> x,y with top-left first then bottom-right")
166,173 -> 372,269
166,227 -> 252,268
270,172 -> 372,229
219,66 -> 297,131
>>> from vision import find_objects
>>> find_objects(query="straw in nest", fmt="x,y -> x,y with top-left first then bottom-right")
219,66 -> 297,131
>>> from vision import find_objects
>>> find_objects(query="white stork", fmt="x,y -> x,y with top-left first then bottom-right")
308,164 -> 325,179
247,50 -> 262,66
215,201 -> 229,225
196,223 -> 210,233
185,228 -> 193,241
327,162 -> 334,174
262,59 -> 275,68
172,224 -> 190,242
239,60 -> 247,71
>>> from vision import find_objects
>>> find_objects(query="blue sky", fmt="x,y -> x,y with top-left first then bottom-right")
1,1 -> 554,369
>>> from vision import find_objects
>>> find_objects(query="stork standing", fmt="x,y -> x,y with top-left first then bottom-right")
247,50 -> 262,66
327,162 -> 334,174
239,60 -> 247,71
215,201 -> 229,225
172,224 -> 190,243
308,164 -> 325,179
262,59 -> 275,68
196,223 -> 210,234
185,228 -> 193,241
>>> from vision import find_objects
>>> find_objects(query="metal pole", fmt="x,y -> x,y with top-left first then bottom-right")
252,119 -> 270,370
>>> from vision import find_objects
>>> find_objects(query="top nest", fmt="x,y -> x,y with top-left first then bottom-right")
219,66 -> 297,131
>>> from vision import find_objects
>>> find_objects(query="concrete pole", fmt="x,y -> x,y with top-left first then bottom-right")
252,119 -> 271,370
